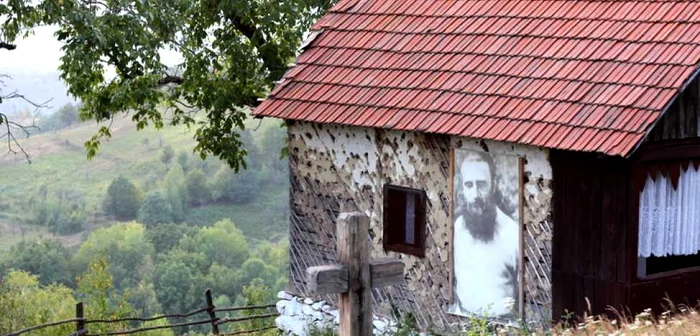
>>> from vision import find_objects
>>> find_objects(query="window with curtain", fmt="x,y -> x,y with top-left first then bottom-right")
638,163 -> 700,277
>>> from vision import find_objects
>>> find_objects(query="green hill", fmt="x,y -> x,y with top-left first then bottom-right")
0,114 -> 289,254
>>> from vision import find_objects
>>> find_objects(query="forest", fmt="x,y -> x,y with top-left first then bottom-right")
0,104 -> 289,335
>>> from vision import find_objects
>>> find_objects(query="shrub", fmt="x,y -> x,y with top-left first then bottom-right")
211,166 -> 260,204
162,164 -> 187,222
103,177 -> 143,221
177,151 -> 190,172
137,192 -> 173,227
185,169 -> 211,206
161,145 -> 175,165
27,186 -> 87,235
1,240 -> 73,286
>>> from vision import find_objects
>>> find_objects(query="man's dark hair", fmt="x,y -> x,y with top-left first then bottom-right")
455,150 -> 501,242
458,150 -> 497,191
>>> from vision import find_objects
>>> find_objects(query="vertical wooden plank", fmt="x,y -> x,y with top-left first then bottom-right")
590,162 -> 602,279
337,212 -> 372,336
600,164 -> 614,281
551,271 -> 562,323
570,154 -> 581,275
619,161 -> 633,283
575,276 -> 585,317
76,302 -> 85,334
550,151 -> 564,322
578,163 -> 591,276
206,289 -> 220,335
448,148 -> 455,304
551,151 -> 565,272
518,157 -> 525,319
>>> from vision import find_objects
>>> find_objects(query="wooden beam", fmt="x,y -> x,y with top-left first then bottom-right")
337,212 -> 372,336
448,148 -> 455,304
307,265 -> 349,295
370,259 -> 404,288
307,259 -> 404,295
518,156 -> 525,319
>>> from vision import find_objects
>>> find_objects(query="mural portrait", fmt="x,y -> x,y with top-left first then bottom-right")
448,149 -> 521,321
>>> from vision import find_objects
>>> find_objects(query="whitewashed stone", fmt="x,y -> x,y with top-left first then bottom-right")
329,310 -> 339,324
275,294 -> 398,335
277,291 -> 294,300
302,304 -> 315,316
276,300 -> 288,314
276,315 -> 306,336
373,319 -> 387,331
285,299 -> 303,316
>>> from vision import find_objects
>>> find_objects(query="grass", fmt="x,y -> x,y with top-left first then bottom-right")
0,220 -> 84,256
185,186 -> 288,244
550,303 -> 700,336
298,302 -> 700,336
0,116 -> 187,214
0,114 -> 289,252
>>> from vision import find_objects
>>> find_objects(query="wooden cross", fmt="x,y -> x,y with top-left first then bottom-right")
306,212 -> 405,336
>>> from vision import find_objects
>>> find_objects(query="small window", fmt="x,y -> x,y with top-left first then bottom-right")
383,184 -> 426,257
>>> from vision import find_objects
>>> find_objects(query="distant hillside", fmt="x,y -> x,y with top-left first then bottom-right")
1,71 -> 76,113
0,114 -> 289,254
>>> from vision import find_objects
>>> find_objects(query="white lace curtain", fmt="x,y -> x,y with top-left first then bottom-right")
638,165 -> 700,258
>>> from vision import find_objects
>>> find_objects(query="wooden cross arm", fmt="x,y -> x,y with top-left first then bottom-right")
306,258 -> 405,295
307,264 -> 348,295
369,258 -> 405,287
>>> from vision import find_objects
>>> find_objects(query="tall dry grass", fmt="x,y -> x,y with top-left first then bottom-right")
550,299 -> 700,336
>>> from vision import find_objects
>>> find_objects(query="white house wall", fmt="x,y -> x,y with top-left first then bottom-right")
287,121 -> 553,329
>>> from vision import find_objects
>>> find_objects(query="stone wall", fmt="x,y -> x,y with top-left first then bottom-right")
275,291 -> 398,336
287,121 -> 553,330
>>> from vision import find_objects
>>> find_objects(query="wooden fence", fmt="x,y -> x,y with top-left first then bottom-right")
2,289 -> 279,336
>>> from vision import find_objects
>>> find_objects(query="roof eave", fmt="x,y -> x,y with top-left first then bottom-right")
624,63 -> 700,159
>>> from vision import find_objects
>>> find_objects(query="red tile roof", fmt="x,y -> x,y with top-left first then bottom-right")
253,0 -> 700,156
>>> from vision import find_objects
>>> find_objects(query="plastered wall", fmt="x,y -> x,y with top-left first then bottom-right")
287,121 -> 553,329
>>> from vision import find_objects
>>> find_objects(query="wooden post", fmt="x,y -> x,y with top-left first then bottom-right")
205,289 -> 220,335
337,212 -> 371,336
76,302 -> 85,335
306,212 -> 405,336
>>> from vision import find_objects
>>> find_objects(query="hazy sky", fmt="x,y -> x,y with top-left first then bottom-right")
0,26 -> 63,73
0,26 -> 181,112
0,26 -> 182,74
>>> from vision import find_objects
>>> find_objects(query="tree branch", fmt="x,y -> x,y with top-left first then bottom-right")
227,14 -> 287,79
0,42 -> 16,50
0,113 -> 33,163
3,91 -> 52,109
0,89 -> 50,163
157,75 -> 184,86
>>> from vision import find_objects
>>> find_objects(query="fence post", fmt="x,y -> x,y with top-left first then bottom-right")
76,302 -> 86,335
205,289 -> 220,335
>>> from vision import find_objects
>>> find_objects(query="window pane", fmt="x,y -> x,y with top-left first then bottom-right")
405,193 -> 415,245
638,165 -> 700,257
386,188 -> 406,245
